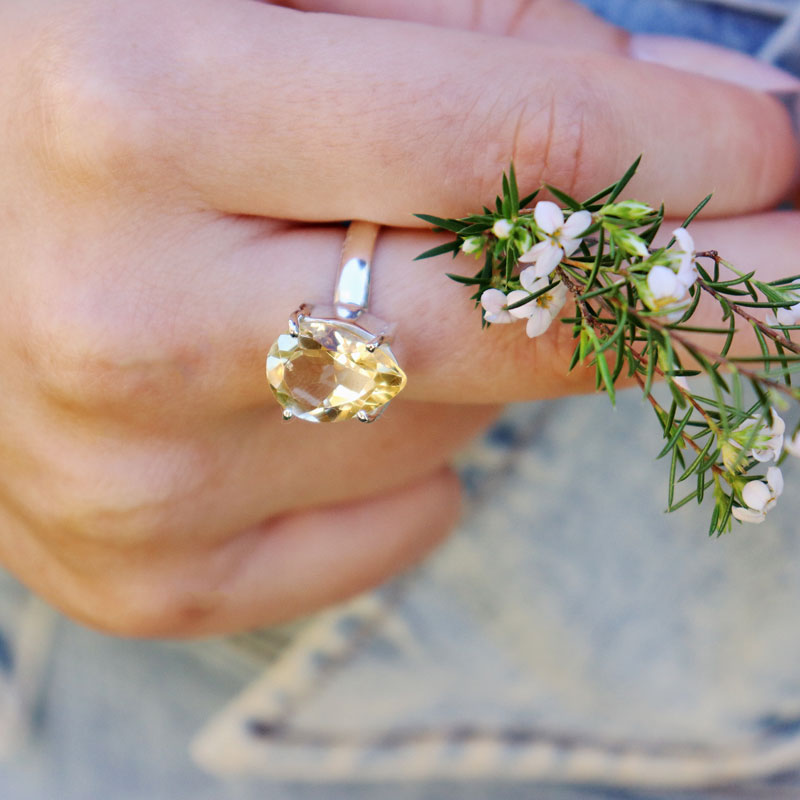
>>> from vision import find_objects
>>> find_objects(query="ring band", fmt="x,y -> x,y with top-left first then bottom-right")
266,222 -> 407,423
334,220 -> 379,318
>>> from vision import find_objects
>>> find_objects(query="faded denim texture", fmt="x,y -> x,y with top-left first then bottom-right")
1,1 -> 800,798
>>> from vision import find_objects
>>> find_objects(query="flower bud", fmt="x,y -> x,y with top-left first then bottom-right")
613,228 -> 650,259
492,219 -> 513,239
461,236 -> 483,255
598,200 -> 655,221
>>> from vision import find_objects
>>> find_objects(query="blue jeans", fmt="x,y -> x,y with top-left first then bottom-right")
1,2 -> 799,799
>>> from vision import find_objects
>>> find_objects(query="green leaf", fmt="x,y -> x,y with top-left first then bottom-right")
445,272 -> 484,286
508,163 -> 520,215
414,214 -> 467,233
568,342 -> 582,372
519,189 -> 539,208
657,406 -> 694,459
678,436 -> 716,482
608,155 -> 643,202
545,185 -> 581,211
668,477 -> 715,511
676,193 -> 712,233
415,240 -> 462,261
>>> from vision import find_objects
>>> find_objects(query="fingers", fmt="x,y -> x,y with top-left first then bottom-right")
281,0 -> 629,53
288,0 -> 800,92
205,214 -> 800,405
41,1 -> 797,223
4,466 -> 463,637
184,466 -> 462,634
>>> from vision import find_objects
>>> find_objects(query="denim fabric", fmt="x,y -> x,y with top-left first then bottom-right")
1,2 -> 799,799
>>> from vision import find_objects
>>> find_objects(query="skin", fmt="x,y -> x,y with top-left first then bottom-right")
0,0 -> 797,637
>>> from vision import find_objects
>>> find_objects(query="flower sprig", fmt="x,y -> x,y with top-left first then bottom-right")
415,159 -> 800,535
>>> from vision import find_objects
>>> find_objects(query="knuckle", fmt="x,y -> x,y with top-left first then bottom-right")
21,9 -> 163,188
536,74 -> 593,194
22,289 -> 195,418
473,78 -> 592,206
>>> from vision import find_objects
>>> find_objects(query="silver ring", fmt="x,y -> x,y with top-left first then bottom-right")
266,221 -> 406,423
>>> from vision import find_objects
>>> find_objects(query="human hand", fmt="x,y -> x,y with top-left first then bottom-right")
0,0 -> 795,637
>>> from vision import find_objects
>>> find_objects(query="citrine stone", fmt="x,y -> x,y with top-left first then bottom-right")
266,317 -> 407,423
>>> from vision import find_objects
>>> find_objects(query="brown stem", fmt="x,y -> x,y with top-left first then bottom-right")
695,250 -> 800,355
557,265 -> 724,434
636,374 -> 725,478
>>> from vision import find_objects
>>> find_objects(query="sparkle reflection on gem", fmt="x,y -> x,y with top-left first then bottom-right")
267,318 -> 406,423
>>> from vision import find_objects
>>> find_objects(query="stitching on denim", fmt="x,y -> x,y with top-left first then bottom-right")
759,3 -> 800,60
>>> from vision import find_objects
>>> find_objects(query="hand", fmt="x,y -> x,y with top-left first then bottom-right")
0,0 -> 795,637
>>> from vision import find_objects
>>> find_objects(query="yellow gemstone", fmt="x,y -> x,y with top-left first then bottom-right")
266,318 -> 406,423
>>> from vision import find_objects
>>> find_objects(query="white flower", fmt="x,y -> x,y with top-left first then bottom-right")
723,409 -> 786,470
492,219 -> 513,239
461,236 -> 483,254
646,265 -> 689,322
766,301 -> 800,328
518,202 -> 592,279
785,430 -> 800,458
480,288 -> 516,323
508,269 -> 568,338
732,466 -> 784,524
672,227 -> 698,290
742,409 -> 785,463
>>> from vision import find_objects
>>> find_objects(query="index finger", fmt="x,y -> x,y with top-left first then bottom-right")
37,0 -> 799,223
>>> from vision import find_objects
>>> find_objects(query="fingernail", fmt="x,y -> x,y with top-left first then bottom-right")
630,34 -> 800,92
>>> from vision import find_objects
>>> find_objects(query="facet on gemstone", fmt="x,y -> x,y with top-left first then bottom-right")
266,317 -> 406,423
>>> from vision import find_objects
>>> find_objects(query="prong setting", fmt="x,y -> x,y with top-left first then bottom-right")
366,333 -> 389,353
289,303 -> 312,336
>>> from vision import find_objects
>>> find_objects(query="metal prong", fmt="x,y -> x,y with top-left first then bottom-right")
289,303 -> 312,336
282,409 -> 294,421
365,334 -> 387,353
356,406 -> 388,423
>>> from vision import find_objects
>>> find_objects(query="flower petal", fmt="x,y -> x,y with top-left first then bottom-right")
518,240 -> 549,264
562,210 -> 593,239
647,266 -> 681,299
560,237 -> 582,257
547,283 -> 568,317
673,227 -> 694,255
483,310 -> 514,324
767,465 -> 784,497
742,480 -> 772,512
766,309 -> 780,328
518,267 -> 543,294
676,260 -> 698,290
533,243 -> 564,278
777,307 -> 797,327
507,290 -> 535,319
480,288 -> 507,314
732,506 -> 766,524
534,201 -> 564,234
526,308 -> 553,338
